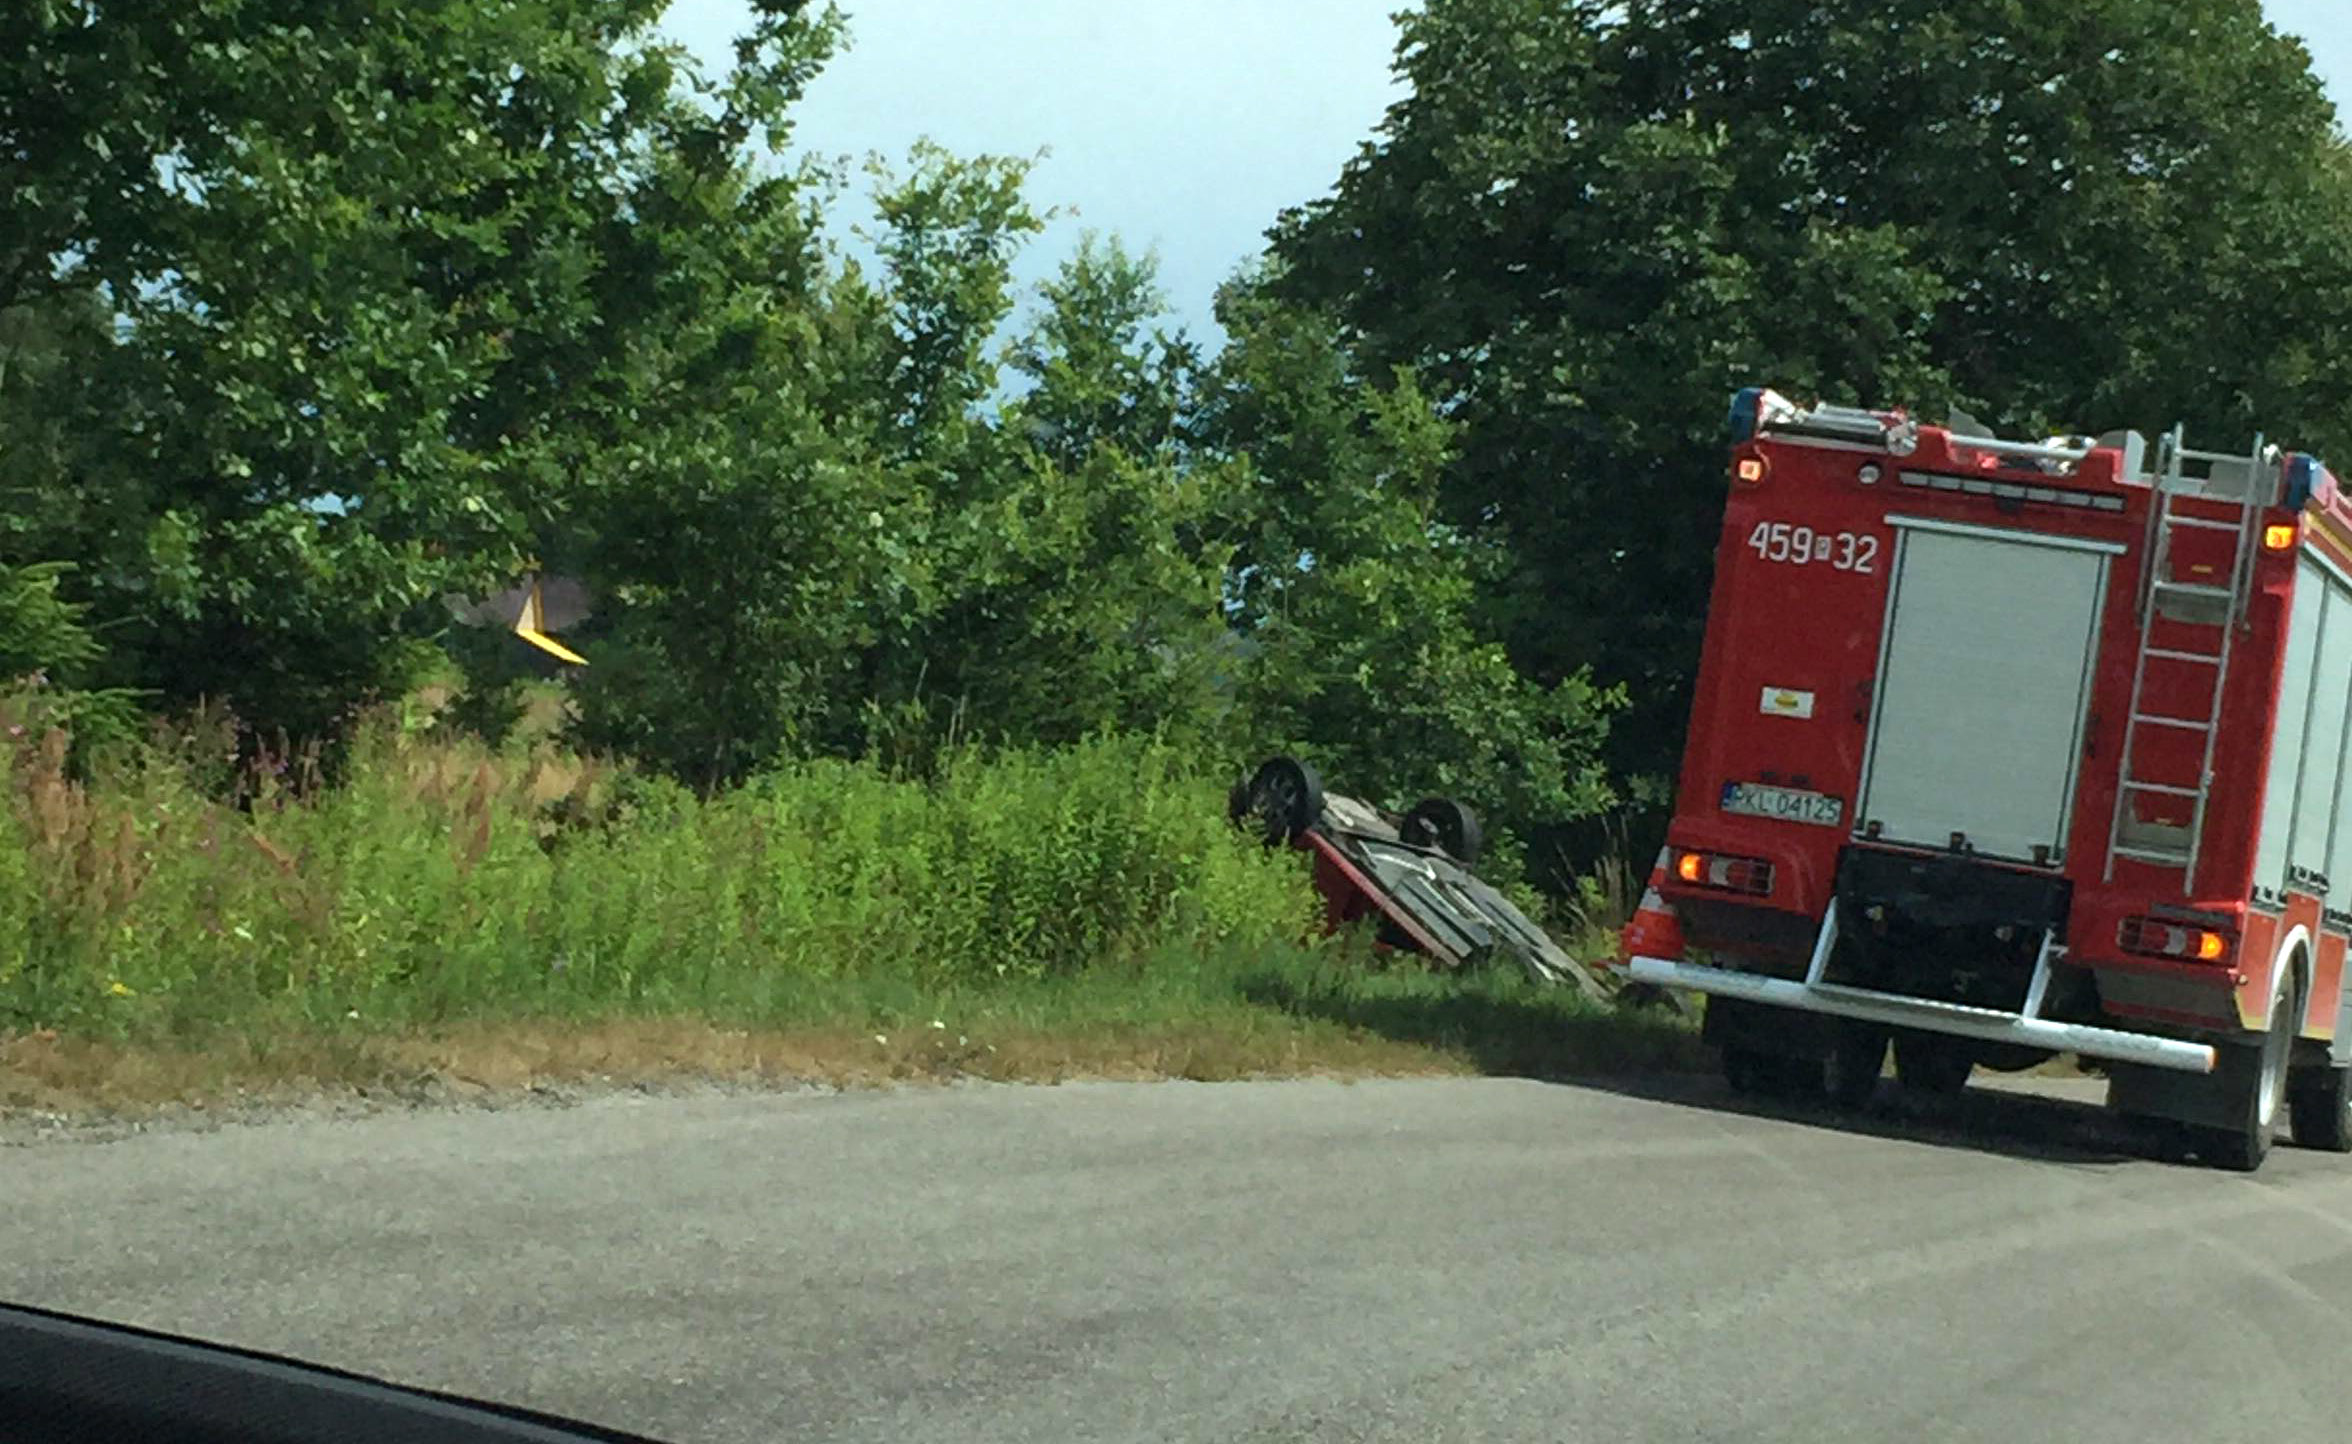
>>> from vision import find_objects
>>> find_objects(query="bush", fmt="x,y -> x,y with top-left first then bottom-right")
0,721 -> 1317,1039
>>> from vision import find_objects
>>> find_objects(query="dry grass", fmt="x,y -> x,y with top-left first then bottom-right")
0,1015 -> 1473,1119
0,711 -> 1707,1125
0,947 -> 1711,1122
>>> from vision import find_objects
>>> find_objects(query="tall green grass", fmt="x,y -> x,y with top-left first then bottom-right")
0,713 -> 1318,1040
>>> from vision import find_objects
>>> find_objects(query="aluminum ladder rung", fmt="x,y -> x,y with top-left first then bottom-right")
2122,780 -> 2202,798
2104,426 -> 2268,894
2180,445 -> 2257,465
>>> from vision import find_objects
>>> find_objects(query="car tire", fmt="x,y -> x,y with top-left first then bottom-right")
1399,797 -> 1483,867
1233,757 -> 1323,847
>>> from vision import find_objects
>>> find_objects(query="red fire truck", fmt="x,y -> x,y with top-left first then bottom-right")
1622,388 -> 2352,1170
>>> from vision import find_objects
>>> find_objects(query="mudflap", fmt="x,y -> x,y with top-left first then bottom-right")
2107,1046 -> 2256,1130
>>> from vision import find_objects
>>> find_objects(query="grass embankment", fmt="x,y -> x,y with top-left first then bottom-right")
0,719 -> 1701,1115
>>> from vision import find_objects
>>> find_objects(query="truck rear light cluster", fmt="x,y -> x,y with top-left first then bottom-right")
1675,849 -> 1774,897
2118,916 -> 2231,963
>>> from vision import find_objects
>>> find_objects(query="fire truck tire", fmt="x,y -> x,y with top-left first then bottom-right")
1892,1032 -> 1973,1095
2199,966 -> 2300,1173
1820,1024 -> 1888,1109
1233,757 -> 1323,846
2287,1063 -> 2352,1153
1729,1051 -> 1824,1103
1721,1044 -> 1809,1099
1721,1046 -> 1767,1096
1399,798 -> 1483,866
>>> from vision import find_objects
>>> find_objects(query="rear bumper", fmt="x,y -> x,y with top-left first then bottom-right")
1626,956 -> 2217,1075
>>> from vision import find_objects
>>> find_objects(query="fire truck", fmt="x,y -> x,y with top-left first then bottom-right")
1621,388 -> 2352,1171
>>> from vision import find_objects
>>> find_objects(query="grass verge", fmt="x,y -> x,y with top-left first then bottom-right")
1,711 -> 1703,1122
0,947 -> 1707,1119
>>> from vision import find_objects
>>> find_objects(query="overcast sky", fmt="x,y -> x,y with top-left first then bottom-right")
661,2 -> 2350,342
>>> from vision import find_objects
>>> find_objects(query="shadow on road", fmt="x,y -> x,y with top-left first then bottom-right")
1584,1069 -> 2164,1169
1248,972 -> 2166,1169
1241,972 -> 1713,1078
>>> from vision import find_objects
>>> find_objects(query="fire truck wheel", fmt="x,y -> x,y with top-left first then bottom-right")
1821,1024 -> 1888,1109
1721,1046 -> 1767,1096
1399,798 -> 1483,867
1235,757 -> 1323,846
2287,1063 -> 2352,1153
1892,1032 -> 1973,1096
1724,1049 -> 1818,1102
2200,966 -> 2300,1173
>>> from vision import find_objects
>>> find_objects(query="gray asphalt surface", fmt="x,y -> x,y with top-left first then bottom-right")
6,1073 -> 2352,1442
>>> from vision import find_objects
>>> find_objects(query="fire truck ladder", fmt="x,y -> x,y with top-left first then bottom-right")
2104,428 -> 2270,892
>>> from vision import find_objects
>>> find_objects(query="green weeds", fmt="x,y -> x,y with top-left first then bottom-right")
0,710 -> 1697,1112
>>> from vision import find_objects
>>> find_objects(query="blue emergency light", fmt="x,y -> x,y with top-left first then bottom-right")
2286,452 -> 2336,511
1728,387 -> 1768,444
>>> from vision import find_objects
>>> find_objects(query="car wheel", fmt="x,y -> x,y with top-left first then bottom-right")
1232,757 -> 1323,847
1399,797 -> 1483,867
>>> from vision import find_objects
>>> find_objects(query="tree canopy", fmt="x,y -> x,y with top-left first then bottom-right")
1268,0 -> 2352,789
7,0 -> 2348,873
1,0 -> 1613,857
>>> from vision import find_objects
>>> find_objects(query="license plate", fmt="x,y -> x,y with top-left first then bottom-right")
1720,782 -> 1845,829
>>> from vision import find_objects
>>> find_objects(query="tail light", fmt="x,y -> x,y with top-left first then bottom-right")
1675,849 -> 1775,897
2119,916 -> 2232,963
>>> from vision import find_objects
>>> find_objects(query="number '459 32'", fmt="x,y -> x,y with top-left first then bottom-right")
1748,521 -> 1878,574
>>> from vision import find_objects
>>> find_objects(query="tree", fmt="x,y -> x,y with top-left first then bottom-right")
0,0 -> 845,738
912,235 -> 1234,755
567,143 -> 1060,784
1200,282 -> 1619,853
561,163 -> 903,786
0,560 -> 140,751
1267,0 -> 2352,793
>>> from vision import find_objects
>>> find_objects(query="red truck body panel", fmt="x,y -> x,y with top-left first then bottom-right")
1651,397 -> 2352,1055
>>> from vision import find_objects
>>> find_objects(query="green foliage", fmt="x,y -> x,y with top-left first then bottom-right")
1,1 -> 1625,852
1267,0 -> 2352,789
1201,287 -> 1620,852
0,561 -> 99,681
0,725 -> 1315,1036
11,0 -> 2344,1037
565,143 -> 1059,784
899,235 -> 1234,758
8,0 -> 2348,883
0,0 -> 847,738
0,561 -> 142,751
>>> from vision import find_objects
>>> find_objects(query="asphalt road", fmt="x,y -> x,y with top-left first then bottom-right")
6,1073 -> 2352,1443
